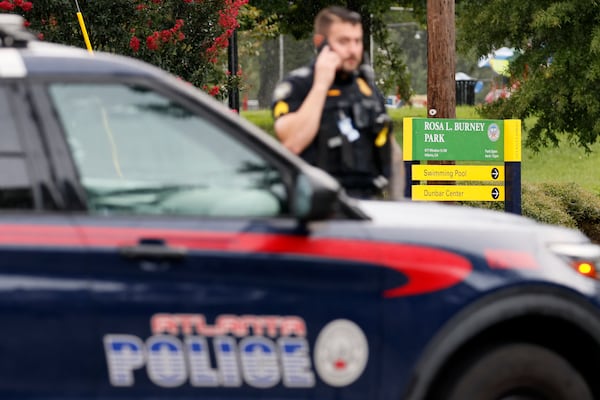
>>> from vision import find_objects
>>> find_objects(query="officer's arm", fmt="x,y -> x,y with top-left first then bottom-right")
274,84 -> 329,155
274,47 -> 339,155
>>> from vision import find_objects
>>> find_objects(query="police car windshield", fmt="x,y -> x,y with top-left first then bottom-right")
48,83 -> 286,217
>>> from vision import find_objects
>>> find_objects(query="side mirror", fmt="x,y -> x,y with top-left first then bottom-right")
292,166 -> 340,221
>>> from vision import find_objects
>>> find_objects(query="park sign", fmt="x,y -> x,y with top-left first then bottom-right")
406,118 -> 504,161
403,118 -> 522,214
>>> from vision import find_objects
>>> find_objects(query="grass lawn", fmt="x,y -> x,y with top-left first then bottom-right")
520,140 -> 600,194
241,106 -> 600,194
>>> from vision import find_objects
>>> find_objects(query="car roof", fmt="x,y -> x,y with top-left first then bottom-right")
0,14 -> 167,79
1,41 -> 163,79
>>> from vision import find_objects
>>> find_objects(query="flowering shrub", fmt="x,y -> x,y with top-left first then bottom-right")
0,1 -> 33,12
1,0 -> 248,99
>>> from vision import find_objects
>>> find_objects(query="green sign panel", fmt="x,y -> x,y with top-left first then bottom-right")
411,118 -> 504,161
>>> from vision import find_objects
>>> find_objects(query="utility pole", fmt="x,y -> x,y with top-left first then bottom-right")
426,0 -> 456,188
426,0 -> 455,119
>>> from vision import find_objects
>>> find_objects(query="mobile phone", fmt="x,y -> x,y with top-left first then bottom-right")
316,39 -> 328,54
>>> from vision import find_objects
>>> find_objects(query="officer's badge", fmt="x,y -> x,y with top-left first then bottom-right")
356,77 -> 373,97
273,101 -> 290,118
273,82 -> 292,101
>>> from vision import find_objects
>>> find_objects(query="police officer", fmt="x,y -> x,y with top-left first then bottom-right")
271,6 -> 398,199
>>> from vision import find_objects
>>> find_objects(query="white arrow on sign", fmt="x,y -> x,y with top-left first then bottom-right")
491,168 -> 499,180
491,187 -> 500,199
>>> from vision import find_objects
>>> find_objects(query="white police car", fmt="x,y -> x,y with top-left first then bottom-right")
2,14 -> 600,400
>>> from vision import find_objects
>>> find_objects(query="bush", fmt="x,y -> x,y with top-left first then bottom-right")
528,182 -> 600,243
522,183 -> 577,228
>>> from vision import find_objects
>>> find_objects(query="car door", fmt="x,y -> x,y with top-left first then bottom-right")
41,77 -> 385,400
0,82 -> 95,395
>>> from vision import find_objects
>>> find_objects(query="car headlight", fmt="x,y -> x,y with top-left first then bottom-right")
549,243 -> 600,279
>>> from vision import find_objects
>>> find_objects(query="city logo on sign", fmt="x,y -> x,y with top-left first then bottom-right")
488,123 -> 501,142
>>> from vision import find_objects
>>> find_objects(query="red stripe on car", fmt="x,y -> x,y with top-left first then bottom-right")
0,224 -> 473,296
485,249 -> 539,270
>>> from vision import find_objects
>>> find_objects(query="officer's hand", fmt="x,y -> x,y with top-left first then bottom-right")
314,45 -> 340,90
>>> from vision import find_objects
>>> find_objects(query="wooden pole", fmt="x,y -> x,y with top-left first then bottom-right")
427,0 -> 455,119
426,0 -> 456,190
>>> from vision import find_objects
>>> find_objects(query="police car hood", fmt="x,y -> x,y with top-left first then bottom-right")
355,199 -> 587,242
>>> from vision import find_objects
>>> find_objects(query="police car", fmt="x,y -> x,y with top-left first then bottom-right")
2,14 -> 600,400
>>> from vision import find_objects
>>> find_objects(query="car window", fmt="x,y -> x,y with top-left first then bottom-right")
48,83 -> 286,217
0,85 -> 34,210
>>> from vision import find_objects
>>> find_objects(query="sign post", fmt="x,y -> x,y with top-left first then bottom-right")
403,118 -> 522,214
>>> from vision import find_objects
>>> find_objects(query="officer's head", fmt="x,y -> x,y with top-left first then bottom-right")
313,6 -> 363,73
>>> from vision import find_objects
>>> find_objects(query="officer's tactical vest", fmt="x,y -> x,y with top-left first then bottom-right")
301,71 -> 390,195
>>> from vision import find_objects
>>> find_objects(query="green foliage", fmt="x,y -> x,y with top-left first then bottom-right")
457,0 -> 600,152
538,182 -> 600,223
370,12 -> 413,98
521,183 -> 577,228
1,0 -> 247,97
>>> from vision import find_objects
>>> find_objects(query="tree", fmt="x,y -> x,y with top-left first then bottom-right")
457,0 -> 600,151
0,0 -> 248,99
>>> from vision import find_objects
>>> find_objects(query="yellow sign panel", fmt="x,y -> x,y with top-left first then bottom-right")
412,185 -> 504,201
412,165 -> 504,181
504,119 -> 522,162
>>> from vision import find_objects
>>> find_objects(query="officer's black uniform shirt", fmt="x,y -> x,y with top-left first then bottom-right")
272,63 -> 392,198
